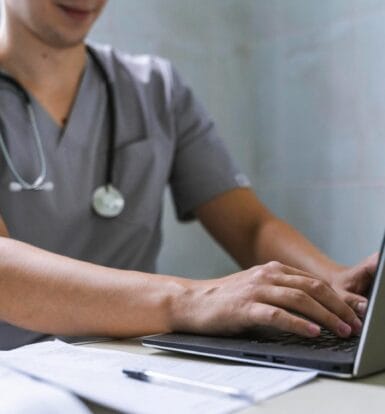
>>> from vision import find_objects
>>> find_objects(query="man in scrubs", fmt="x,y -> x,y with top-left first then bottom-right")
0,0 -> 377,349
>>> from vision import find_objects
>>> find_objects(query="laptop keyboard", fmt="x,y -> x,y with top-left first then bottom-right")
252,329 -> 359,352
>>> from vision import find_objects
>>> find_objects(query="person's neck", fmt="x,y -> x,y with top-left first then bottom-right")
0,32 -> 86,94
0,26 -> 87,127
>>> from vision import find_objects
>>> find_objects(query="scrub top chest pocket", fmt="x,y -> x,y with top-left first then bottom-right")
112,134 -> 174,223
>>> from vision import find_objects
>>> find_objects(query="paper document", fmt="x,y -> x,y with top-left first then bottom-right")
0,365 -> 91,414
0,341 -> 317,414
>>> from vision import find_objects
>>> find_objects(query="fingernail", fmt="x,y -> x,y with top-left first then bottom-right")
307,323 -> 321,336
356,302 -> 367,316
338,322 -> 352,337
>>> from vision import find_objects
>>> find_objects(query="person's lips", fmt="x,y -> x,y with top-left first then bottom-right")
57,4 -> 95,22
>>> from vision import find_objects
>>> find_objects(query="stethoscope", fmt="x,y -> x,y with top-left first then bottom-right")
0,45 -> 125,218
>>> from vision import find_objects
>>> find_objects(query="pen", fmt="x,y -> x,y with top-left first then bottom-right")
122,368 -> 255,402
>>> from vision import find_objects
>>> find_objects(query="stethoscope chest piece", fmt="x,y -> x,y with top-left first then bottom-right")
92,184 -> 125,218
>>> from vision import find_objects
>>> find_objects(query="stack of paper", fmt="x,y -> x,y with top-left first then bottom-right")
0,341 -> 317,414
0,365 -> 91,414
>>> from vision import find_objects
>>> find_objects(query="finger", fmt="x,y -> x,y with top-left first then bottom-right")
250,303 -> 321,337
262,261 -> 319,280
258,285 -> 358,337
365,252 -> 379,274
358,265 -> 376,292
337,289 -> 368,318
273,274 -> 362,335
352,253 -> 379,293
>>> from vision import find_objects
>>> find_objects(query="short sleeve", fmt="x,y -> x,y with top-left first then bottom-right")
169,67 -> 251,221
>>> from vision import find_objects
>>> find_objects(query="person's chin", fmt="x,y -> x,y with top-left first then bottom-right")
42,32 -> 88,50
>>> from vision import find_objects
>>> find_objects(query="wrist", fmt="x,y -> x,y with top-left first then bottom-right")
167,277 -> 208,333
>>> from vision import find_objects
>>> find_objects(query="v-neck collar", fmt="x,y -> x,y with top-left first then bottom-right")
30,55 -> 104,149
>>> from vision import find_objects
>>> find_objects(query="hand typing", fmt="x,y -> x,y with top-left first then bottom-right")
172,261 -> 363,338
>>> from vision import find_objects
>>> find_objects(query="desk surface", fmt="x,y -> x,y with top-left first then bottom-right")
83,339 -> 385,414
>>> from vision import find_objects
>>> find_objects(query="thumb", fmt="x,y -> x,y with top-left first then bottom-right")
363,252 -> 379,274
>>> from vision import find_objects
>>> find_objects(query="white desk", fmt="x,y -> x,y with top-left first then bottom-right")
83,339 -> 385,414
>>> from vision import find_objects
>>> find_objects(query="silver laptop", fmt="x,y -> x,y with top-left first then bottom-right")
143,233 -> 385,378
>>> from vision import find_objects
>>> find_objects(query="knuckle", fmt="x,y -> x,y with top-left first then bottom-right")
320,308 -> 339,325
309,279 -> 325,295
264,307 -> 282,324
267,261 -> 283,271
290,289 -> 307,302
263,271 -> 277,284
287,317 -> 302,333
326,314 -> 340,328
338,290 -> 350,303
254,262 -> 283,284
252,267 -> 270,283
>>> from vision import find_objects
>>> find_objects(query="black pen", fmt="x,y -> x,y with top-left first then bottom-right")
122,368 -> 255,402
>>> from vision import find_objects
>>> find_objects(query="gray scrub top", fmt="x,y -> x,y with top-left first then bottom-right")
0,43 -> 249,349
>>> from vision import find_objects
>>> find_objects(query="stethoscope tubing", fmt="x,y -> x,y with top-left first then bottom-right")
86,45 -> 116,188
0,45 -> 125,217
0,96 -> 48,190
0,45 -> 115,192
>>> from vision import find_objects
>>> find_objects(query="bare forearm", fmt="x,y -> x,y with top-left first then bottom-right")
196,189 -> 345,284
0,237 -> 188,337
0,236 -> 366,341
252,218 -> 345,282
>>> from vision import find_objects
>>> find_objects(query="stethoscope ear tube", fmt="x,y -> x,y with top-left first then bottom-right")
0,98 -> 49,190
0,72 -> 31,103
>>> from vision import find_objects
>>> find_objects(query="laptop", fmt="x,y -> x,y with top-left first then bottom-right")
143,233 -> 385,378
